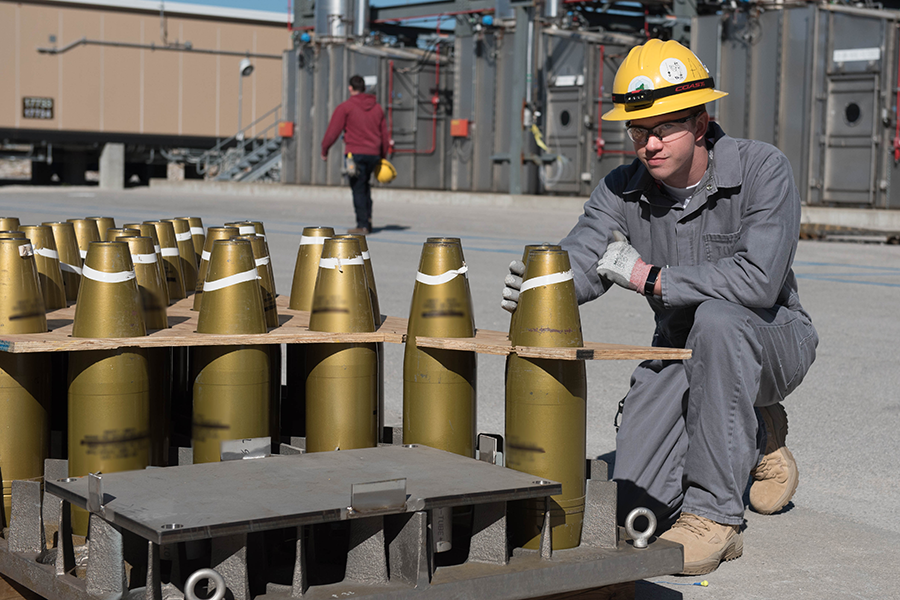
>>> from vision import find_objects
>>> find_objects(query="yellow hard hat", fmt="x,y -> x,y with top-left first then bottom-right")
375,158 -> 397,184
603,39 -> 728,122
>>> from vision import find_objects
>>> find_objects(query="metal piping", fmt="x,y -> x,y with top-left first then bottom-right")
544,0 -> 560,19
354,0 -> 370,38
36,37 -> 281,59
542,26 -> 642,46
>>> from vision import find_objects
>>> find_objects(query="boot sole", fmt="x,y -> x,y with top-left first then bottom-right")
680,533 -> 744,576
752,446 -> 799,515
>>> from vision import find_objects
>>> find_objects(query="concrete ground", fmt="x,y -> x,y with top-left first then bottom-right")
1,183 -> 898,599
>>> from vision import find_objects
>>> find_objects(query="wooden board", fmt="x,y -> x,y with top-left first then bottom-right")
0,295 -> 691,362
416,331 -> 691,361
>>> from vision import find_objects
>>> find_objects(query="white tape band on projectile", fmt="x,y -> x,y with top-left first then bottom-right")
131,253 -> 158,264
79,249 -> 88,259
238,226 -> 255,235
201,250 -> 211,261
255,256 -> 270,267
416,264 -> 469,286
203,268 -> 259,292
154,245 -> 161,254
60,262 -> 83,275
519,270 -> 574,294
82,265 -> 136,283
300,236 -> 327,246
175,232 -> 191,242
34,247 -> 59,260
160,247 -> 180,257
190,227 -> 204,235
319,256 -> 365,270
362,251 -> 370,260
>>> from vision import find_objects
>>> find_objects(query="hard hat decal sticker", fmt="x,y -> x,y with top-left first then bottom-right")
627,76 -> 654,93
659,58 -> 687,84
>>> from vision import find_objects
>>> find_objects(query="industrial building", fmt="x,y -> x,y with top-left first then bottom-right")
0,0 -> 290,184
283,0 -> 900,209
3,0 -> 900,211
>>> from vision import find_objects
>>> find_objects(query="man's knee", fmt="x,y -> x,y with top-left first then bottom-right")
687,300 -> 756,351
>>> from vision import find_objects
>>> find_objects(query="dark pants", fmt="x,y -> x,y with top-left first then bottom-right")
349,154 -> 380,229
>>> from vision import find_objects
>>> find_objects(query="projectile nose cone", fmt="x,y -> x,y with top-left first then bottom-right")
511,248 -> 582,348
0,238 -> 47,334
197,239 -> 266,335
289,226 -> 335,311
87,216 -> 117,241
165,218 -> 198,291
106,228 -> 141,242
334,233 -> 380,325
186,217 -> 205,263
309,237 -> 374,334
42,221 -> 84,302
509,244 -> 564,335
120,236 -> 168,330
522,243 -> 560,263
407,240 -> 475,338
192,226 -> 240,311
234,234 -> 278,328
425,237 -> 466,260
66,219 -> 101,261
0,217 -> 21,231
145,220 -> 186,300
225,220 -> 260,237
72,241 -> 146,338
19,225 -> 66,310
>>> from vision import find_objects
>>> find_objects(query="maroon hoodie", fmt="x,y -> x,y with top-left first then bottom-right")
321,93 -> 390,158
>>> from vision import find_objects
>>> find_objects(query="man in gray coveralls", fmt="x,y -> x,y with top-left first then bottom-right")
502,39 -> 818,575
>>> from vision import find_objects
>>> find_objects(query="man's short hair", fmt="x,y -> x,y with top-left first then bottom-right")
349,75 -> 366,93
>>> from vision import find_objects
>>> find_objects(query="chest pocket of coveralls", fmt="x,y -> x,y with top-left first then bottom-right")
703,231 -> 741,262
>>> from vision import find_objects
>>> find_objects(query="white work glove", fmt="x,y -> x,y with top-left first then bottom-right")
597,231 -> 654,294
501,260 -> 526,313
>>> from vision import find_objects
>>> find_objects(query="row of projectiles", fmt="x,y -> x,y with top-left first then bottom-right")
0,216 -> 587,550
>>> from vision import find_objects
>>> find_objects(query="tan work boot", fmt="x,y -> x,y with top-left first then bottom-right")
660,512 -> 743,575
750,403 -> 799,514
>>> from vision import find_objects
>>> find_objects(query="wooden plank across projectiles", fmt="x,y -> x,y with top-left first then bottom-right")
0,295 -> 691,361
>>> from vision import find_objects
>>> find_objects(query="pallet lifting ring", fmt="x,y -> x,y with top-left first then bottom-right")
185,567 -> 227,600
625,507 -> 657,549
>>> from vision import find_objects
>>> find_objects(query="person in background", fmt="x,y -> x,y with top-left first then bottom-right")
321,74 -> 391,234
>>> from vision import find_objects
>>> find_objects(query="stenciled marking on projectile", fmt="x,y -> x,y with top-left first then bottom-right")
505,442 -> 546,453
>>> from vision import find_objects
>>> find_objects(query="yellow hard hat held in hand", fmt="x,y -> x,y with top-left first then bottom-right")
375,158 -> 397,184
603,39 -> 728,122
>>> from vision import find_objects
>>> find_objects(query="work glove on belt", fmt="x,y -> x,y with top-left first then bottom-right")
500,260 -> 526,313
597,231 -> 656,295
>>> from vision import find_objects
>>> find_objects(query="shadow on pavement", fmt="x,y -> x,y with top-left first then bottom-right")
636,580 -> 684,599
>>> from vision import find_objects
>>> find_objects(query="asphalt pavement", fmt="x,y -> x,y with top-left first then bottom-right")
1,183 -> 898,599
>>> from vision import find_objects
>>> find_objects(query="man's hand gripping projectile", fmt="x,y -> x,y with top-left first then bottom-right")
501,232 -> 659,313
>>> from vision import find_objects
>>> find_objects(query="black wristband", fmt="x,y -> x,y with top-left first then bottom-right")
644,266 -> 661,296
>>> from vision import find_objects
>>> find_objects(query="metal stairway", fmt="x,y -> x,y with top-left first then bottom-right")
196,104 -> 283,182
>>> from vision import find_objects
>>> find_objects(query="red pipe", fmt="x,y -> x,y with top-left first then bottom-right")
388,59 -> 395,154
393,16 -> 442,155
594,45 -> 635,158
894,25 -> 900,162
374,8 -> 490,24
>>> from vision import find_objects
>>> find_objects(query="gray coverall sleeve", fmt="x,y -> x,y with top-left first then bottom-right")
662,152 -> 801,309
559,179 -> 628,305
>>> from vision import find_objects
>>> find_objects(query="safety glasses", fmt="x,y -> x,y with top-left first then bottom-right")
625,112 -> 702,145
